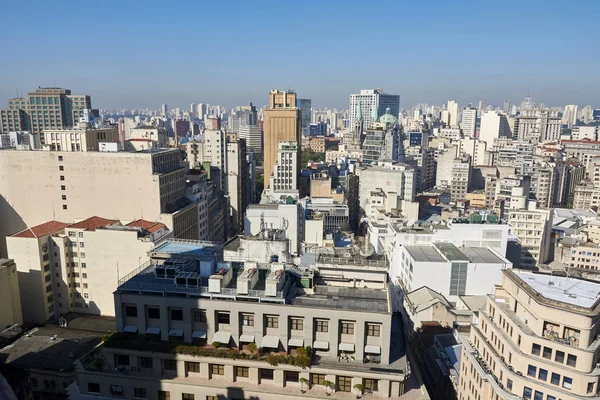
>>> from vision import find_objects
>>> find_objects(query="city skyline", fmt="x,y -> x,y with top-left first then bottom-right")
1,1 -> 599,109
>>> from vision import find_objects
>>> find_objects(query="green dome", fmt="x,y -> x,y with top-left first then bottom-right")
378,107 -> 397,125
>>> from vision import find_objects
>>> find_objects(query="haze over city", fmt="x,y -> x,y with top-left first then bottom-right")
1,0 -> 599,109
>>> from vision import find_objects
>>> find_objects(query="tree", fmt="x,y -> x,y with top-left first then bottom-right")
247,342 -> 258,354
300,149 -> 325,166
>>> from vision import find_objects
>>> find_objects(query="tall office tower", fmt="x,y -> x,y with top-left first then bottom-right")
555,160 -> 585,207
563,104 -> 579,128
502,100 -> 510,113
479,110 -> 511,148
190,103 -> 196,115
0,87 -> 91,144
0,149 -> 199,257
447,100 -> 459,127
269,141 -> 299,193
460,107 -> 478,138
174,119 -> 190,137
478,100 -> 485,113
349,88 -> 400,131
460,269 -> 600,400
226,134 -> 248,235
297,98 -> 312,136
263,89 -> 301,188
516,110 -> 562,143
449,155 -> 472,202
530,160 -> 558,209
581,105 -> 594,124
238,125 -> 263,158
229,103 -> 258,134
196,103 -> 207,120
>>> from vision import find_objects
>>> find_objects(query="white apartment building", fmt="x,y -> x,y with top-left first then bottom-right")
358,160 -> 416,217
6,217 -> 170,323
448,100 -> 460,127
459,269 -> 600,400
479,111 -> 511,149
0,258 -> 23,329
435,127 -> 462,140
508,203 -> 553,268
450,156 -> 472,202
460,107 -> 478,138
493,138 -> 535,176
562,139 -> 600,172
238,125 -> 263,157
129,125 -> 168,147
72,240 -> 411,399
0,131 -> 36,149
42,122 -> 119,152
516,110 -> 562,143
435,145 -> 458,187
563,104 -> 579,128
0,148 -> 197,257
459,138 -> 489,166
571,126 -> 597,141
269,141 -> 299,193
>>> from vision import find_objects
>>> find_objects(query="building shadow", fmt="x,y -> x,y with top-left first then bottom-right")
0,194 -> 26,258
216,387 -> 259,400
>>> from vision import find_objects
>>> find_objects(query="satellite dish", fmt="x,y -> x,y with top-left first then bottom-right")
406,220 -> 415,227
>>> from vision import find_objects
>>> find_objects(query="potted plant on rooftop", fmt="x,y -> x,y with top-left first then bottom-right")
354,383 -> 364,398
322,380 -> 332,396
299,377 -> 309,393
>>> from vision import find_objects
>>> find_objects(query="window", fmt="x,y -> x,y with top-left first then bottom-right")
82,262 -> 86,268
367,324 -> 381,337
60,175 -> 65,181
534,391 -> 543,400
79,242 -> 84,248
134,388 -> 147,398
543,346 -> 552,359
186,361 -> 200,373
88,383 -> 100,393
563,376 -> 572,389
163,359 -> 177,371
532,343 -> 541,356
58,156 -> 63,161
193,309 -> 207,322
538,369 -> 548,381
506,379 -> 513,390
182,394 -> 194,400
547,396 -> 556,400
527,365 -> 537,377
148,307 -> 160,319
125,305 -> 137,317
316,320 -> 329,332
266,316 -> 279,328
341,322 -> 354,334
211,364 -> 224,375
523,387 -> 532,399
567,354 -> 577,367
170,308 -> 183,321
158,391 -> 170,400
555,350 -> 565,363
235,366 -> 249,378
311,373 -> 325,386
285,371 -> 299,382
588,382 -> 595,394
140,357 -> 153,368
551,373 -> 560,385
260,369 -> 274,380
110,385 -> 124,396
116,354 -> 130,366
242,313 -> 254,326
291,318 -> 303,330
61,185 -> 66,190
62,204 -> 68,210
337,376 -> 352,392
217,312 -> 230,324
364,378 -> 378,391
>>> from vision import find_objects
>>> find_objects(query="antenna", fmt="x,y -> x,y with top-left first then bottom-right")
527,78 -> 531,97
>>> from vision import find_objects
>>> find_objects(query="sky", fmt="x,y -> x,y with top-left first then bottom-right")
1,0 -> 599,110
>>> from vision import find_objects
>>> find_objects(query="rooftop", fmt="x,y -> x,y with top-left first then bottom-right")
126,219 -> 167,233
406,287 -> 451,312
460,247 -> 506,264
150,239 -> 223,257
11,220 -> 70,238
0,326 -> 102,372
293,285 -> 389,313
406,243 -> 506,264
511,270 -> 600,309
69,216 -> 118,231
405,246 -> 445,263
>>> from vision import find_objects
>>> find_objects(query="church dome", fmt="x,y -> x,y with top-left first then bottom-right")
378,107 -> 397,126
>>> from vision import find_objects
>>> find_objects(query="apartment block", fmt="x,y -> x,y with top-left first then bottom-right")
42,122 -> 119,152
508,204 -> 553,268
459,269 -> 600,400
73,239 -> 410,399
0,148 -> 197,257
358,160 -> 416,217
516,110 -> 562,143
226,134 -> 248,235
6,217 -> 170,323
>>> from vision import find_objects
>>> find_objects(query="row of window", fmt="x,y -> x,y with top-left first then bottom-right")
531,344 -> 577,367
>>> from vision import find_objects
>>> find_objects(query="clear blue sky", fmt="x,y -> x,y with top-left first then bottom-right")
1,0 -> 598,110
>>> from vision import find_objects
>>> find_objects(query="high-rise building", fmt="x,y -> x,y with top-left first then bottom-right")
349,88 -> 400,131
477,100 -> 485,113
0,87 -> 91,145
238,125 -> 263,157
516,110 -> 562,143
161,104 -> 168,117
263,90 -> 301,188
502,100 -> 510,113
508,202 -> 552,268
460,107 -> 478,138
362,108 -> 404,164
229,103 -> 258,133
196,103 -> 207,120
269,141 -> 299,194
447,100 -> 459,127
297,98 -> 312,136
459,269 -> 600,400
225,134 -> 248,235
190,103 -> 196,115
174,119 -> 190,137
563,104 -> 579,128
0,149 -> 198,257
479,111 -> 511,148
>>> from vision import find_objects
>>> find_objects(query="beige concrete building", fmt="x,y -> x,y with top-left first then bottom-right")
459,269 -> 600,400
0,258 -> 23,329
263,90 -> 301,188
466,191 -> 486,208
0,148 -> 198,257
6,217 -> 171,323
508,203 -> 553,268
72,239 -> 416,399
310,174 -> 344,202
42,122 -> 119,152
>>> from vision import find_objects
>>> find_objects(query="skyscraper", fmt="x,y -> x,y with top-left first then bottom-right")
161,104 -> 168,117
263,89 -> 301,188
460,107 -> 478,138
478,100 -> 485,113
447,100 -> 459,127
502,100 -> 510,113
0,87 -> 91,144
190,103 -> 196,115
563,104 -> 579,128
479,110 -> 510,148
349,88 -> 400,131
297,98 -> 312,136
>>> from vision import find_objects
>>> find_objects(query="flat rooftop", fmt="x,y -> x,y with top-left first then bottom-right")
461,247 -> 506,264
434,242 -> 471,262
406,243 -> 506,264
0,326 -> 102,372
512,270 -> 600,309
151,239 -> 222,257
293,285 -> 389,313
405,246 -> 445,262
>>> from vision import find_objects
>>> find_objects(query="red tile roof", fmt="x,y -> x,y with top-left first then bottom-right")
126,219 -> 167,233
69,216 -> 118,231
12,221 -> 70,238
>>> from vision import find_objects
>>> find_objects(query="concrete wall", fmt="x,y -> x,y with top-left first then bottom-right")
0,259 -> 23,328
